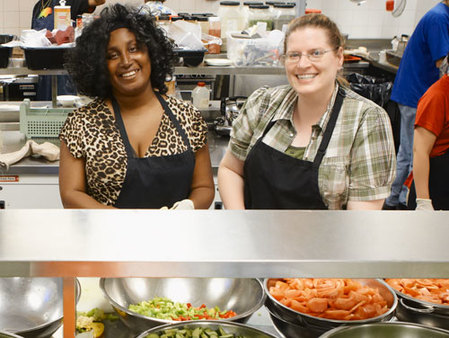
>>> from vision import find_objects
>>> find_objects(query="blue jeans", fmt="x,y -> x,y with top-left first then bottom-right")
385,104 -> 416,206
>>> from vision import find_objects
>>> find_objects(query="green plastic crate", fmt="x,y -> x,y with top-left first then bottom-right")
19,99 -> 73,139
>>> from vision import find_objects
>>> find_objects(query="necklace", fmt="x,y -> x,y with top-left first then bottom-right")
41,0 -> 52,10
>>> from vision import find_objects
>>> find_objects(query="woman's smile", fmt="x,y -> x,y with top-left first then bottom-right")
120,69 -> 140,79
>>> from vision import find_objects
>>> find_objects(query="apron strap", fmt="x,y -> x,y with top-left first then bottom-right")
257,87 -> 345,167
111,97 -> 135,158
313,88 -> 345,167
155,92 -> 192,152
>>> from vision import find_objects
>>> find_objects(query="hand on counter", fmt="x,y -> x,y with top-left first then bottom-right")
160,199 -> 195,210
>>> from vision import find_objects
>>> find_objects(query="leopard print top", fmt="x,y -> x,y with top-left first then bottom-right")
59,96 -> 208,206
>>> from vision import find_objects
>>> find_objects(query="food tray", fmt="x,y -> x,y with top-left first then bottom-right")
22,46 -> 72,70
19,99 -> 72,139
174,47 -> 206,67
385,50 -> 402,67
0,34 -> 14,68
0,47 -> 11,68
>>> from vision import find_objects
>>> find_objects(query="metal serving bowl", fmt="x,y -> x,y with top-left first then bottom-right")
264,279 -> 397,338
393,290 -> 449,330
100,278 -> 265,333
0,332 -> 23,338
0,278 -> 81,338
319,322 -> 449,337
135,320 -> 278,338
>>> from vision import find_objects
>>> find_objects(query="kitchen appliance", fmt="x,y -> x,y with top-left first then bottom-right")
100,277 -> 265,333
7,76 -> 38,101
214,96 -> 246,136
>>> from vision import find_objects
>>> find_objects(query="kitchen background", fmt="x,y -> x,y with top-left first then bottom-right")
0,0 -> 441,39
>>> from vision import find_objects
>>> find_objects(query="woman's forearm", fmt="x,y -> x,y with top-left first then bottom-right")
218,151 -> 246,209
60,190 -> 115,209
413,151 -> 431,199
217,166 -> 245,209
413,127 -> 436,200
189,186 -> 215,209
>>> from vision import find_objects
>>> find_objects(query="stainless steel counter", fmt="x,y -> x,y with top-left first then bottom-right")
1,209 -> 448,278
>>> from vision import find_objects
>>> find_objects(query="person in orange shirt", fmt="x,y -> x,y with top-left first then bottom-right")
408,53 -> 449,210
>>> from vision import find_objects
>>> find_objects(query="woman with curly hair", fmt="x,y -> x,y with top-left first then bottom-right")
59,4 -> 214,209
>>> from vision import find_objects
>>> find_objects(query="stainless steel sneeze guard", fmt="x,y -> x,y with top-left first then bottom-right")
0,209 -> 448,279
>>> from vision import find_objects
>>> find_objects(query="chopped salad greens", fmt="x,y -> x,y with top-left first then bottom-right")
129,297 -> 237,321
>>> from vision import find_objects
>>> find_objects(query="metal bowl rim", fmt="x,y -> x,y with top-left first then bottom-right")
0,331 -> 23,338
390,287 -> 449,313
263,278 -> 398,324
6,278 -> 81,335
319,321 -> 449,337
135,319 -> 278,338
100,278 -> 266,324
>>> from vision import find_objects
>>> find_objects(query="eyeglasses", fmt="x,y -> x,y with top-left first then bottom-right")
281,48 -> 337,63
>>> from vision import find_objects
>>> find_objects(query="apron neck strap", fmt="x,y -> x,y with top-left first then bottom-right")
154,92 -> 192,151
111,96 -> 135,158
313,88 -> 345,167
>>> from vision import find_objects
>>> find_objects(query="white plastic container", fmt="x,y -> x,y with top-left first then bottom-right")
272,3 -> 296,31
192,82 -> 210,109
54,0 -> 71,30
217,1 -> 245,38
248,4 -> 273,31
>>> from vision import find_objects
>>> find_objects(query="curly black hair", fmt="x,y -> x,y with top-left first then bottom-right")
65,3 -> 176,98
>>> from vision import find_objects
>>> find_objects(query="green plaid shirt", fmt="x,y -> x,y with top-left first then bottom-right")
229,84 -> 396,209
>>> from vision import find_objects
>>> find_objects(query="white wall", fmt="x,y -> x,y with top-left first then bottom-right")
306,0 -> 441,39
0,0 -> 443,39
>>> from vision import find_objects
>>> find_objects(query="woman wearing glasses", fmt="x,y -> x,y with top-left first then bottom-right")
218,14 -> 396,210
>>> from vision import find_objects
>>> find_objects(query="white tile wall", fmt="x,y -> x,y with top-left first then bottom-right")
0,0 -> 444,39
307,0 -> 442,39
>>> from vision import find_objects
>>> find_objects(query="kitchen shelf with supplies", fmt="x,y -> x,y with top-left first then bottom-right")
1,209 -> 449,337
0,60 -> 370,77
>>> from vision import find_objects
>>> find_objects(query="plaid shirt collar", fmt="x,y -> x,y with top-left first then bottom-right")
271,83 -> 340,133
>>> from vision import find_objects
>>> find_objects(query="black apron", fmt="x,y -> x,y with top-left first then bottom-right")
112,93 -> 195,209
408,150 -> 449,210
243,89 -> 344,209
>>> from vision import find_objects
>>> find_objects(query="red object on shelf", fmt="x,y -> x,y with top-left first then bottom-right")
305,8 -> 322,14
344,55 -> 362,63
386,0 -> 394,11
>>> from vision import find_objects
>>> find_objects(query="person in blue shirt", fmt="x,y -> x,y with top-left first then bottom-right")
384,0 -> 449,210
31,0 -> 106,101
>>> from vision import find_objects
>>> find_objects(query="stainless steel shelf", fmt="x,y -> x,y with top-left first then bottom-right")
0,62 -> 370,77
0,67 -> 67,75
1,209 -> 448,279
